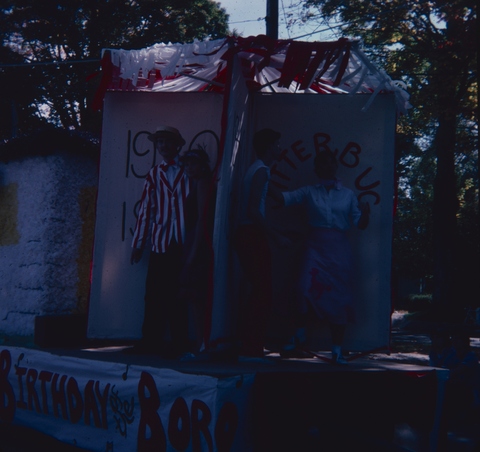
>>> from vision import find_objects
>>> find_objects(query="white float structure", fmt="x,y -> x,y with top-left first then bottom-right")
88,36 -> 411,352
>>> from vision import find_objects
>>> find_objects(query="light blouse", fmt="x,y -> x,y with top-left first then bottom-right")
282,181 -> 361,231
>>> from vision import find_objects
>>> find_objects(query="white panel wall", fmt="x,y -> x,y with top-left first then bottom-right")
88,92 -> 223,338
89,89 -> 395,352
252,93 -> 396,351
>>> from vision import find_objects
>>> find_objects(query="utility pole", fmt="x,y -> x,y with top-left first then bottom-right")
266,0 -> 278,39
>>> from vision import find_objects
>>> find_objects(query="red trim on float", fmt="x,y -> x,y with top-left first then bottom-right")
90,36 -> 405,112
92,51 -> 115,111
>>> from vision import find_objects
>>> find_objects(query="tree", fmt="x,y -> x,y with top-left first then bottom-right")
301,0 -> 478,319
0,0 -> 229,138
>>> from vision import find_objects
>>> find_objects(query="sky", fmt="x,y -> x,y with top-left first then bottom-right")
217,0 -> 269,37
216,0 -> 339,41
216,1 -> 447,41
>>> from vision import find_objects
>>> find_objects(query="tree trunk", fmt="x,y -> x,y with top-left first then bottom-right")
432,112 -> 458,320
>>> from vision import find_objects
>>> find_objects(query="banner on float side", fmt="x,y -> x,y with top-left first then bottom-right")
88,91 -> 223,339
252,93 -> 396,351
0,347 -> 254,452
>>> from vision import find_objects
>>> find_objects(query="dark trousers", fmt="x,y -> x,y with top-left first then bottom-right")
234,224 -> 273,356
142,242 -> 188,354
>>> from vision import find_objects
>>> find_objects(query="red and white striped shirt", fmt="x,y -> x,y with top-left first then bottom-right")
132,162 -> 191,253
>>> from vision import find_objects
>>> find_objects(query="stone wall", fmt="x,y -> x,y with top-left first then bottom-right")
0,153 -> 98,336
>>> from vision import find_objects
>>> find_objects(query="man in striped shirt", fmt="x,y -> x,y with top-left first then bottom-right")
130,125 -> 192,357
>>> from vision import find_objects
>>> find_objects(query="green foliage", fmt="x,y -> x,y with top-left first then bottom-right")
393,134 -> 435,280
304,1 -> 477,123
0,0 -> 229,137
305,0 -> 478,309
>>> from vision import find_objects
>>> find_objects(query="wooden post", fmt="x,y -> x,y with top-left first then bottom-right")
266,0 -> 278,39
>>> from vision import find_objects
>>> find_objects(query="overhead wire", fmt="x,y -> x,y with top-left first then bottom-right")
226,1 -> 436,41
229,18 -> 264,24
0,59 -> 101,68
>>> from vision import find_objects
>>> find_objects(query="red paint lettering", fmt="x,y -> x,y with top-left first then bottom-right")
26,368 -> 41,413
15,366 -> 27,409
191,399 -> 213,452
355,167 -> 380,191
84,380 -> 102,428
215,402 -> 238,452
0,350 -> 16,423
51,374 -> 68,420
168,397 -> 190,450
67,377 -> 83,424
135,372 -> 240,452
313,133 -> 332,155
278,149 -> 297,169
339,142 -> 362,168
95,381 -> 110,430
137,371 -> 166,452
358,191 -> 381,205
38,370 -> 53,415
270,163 -> 290,181
292,140 -> 311,162
2,355 -> 113,430
270,180 -> 289,190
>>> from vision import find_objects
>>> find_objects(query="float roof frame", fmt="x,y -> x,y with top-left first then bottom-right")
94,35 -> 411,114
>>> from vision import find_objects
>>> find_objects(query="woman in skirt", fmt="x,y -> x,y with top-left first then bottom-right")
277,150 -> 370,364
